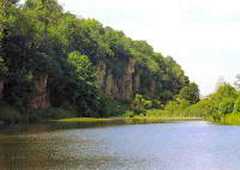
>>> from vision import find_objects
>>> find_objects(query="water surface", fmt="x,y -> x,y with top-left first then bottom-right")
0,121 -> 240,170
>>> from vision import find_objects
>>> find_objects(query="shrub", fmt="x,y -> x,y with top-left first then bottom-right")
0,102 -> 21,124
184,98 -> 213,117
233,96 -> 240,113
29,107 -> 78,122
163,99 -> 190,116
130,94 -> 152,114
218,98 -> 235,115
222,113 -> 240,125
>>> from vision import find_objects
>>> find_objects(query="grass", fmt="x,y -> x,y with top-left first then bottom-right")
56,116 -> 202,124
219,113 -> 240,125
0,103 -> 202,125
56,108 -> 202,124
57,117 -> 121,123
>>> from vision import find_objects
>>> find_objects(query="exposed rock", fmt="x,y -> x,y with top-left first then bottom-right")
105,72 -> 114,97
149,79 -> 156,97
30,74 -> 50,110
133,72 -> 140,93
96,58 -> 140,101
120,58 -> 136,100
96,61 -> 107,89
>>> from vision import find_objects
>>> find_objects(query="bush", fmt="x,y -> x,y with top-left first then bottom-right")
28,107 -> 78,122
102,98 -> 129,117
218,98 -> 235,115
151,99 -> 163,109
222,113 -> 240,125
163,99 -> 190,116
146,109 -> 166,117
130,94 -> 152,114
123,110 -> 135,118
184,99 -> 213,117
234,96 -> 240,113
0,102 -> 21,124
188,84 -> 240,122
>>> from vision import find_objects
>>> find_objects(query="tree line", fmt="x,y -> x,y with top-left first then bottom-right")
0,0 -> 199,123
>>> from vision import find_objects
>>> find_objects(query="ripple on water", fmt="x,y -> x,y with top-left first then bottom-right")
0,121 -> 240,170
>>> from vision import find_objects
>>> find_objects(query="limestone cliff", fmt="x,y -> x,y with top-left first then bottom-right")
30,75 -> 50,109
96,58 -> 150,101
149,79 -> 156,98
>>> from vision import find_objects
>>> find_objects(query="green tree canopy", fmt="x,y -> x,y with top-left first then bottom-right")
68,51 -> 96,83
179,82 -> 200,104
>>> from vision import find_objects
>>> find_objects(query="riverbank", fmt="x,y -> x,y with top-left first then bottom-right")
56,116 -> 202,124
216,113 -> 240,126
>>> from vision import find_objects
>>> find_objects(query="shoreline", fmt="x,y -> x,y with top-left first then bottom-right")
55,116 -> 203,124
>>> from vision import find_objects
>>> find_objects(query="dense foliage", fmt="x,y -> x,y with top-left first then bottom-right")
183,83 -> 240,123
178,82 -> 199,104
0,0 -> 195,122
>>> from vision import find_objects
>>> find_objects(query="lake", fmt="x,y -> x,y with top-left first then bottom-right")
0,121 -> 240,170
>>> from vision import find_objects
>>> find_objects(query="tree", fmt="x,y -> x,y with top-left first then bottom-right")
179,82 -> 200,104
68,51 -> 96,83
212,83 -> 238,100
218,98 -> 235,115
131,94 -> 152,114
233,96 -> 240,113
0,0 -> 193,121
0,0 -> 5,40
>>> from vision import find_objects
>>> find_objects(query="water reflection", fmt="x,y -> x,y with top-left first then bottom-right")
0,121 -> 240,170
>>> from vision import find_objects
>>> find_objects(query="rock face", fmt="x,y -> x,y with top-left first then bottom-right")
0,80 -> 4,99
96,61 -> 107,90
30,75 -> 50,109
149,79 -> 156,98
96,58 -> 148,101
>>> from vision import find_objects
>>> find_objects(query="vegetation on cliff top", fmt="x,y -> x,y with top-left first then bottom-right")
0,0 -> 199,123
1,0 -> 239,126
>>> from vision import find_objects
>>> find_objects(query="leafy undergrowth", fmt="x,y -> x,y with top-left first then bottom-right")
219,113 -> 240,125
0,102 -> 21,124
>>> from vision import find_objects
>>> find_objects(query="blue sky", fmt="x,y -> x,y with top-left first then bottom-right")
23,0 -> 240,95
